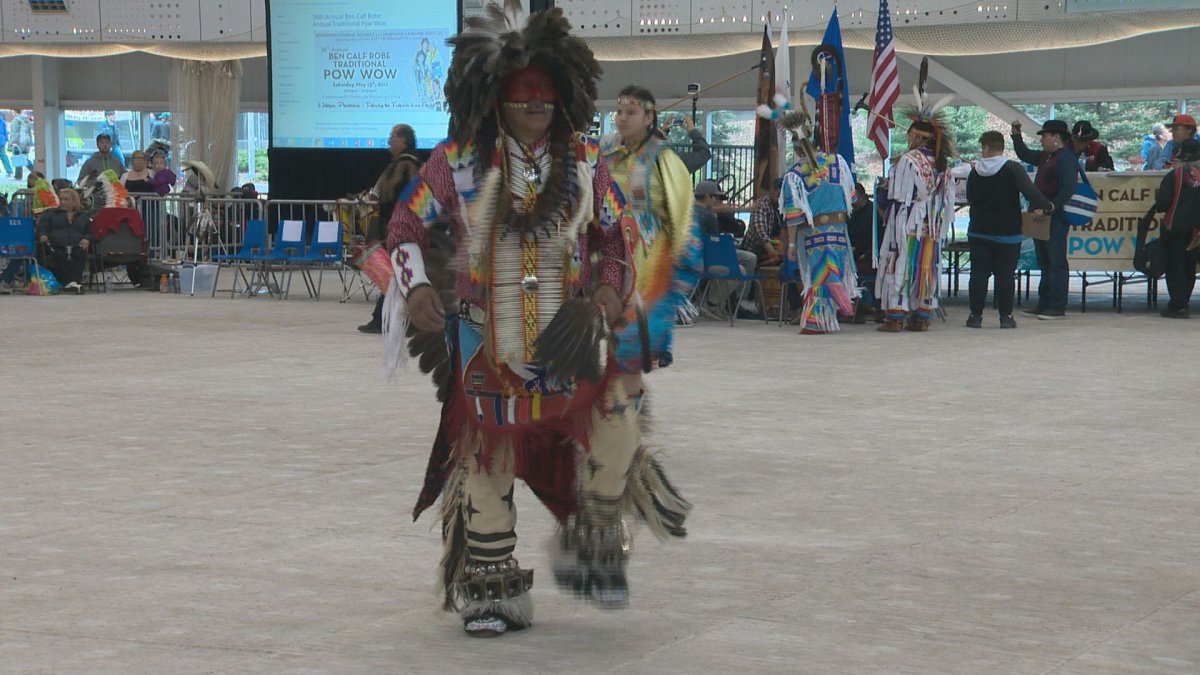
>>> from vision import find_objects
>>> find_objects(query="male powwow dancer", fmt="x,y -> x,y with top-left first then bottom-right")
384,0 -> 692,637
875,65 -> 957,333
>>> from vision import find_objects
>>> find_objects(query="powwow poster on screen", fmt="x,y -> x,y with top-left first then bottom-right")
1067,172 -> 1166,272
314,23 -> 449,114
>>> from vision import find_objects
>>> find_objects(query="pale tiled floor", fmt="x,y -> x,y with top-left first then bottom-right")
2,285 -> 1197,674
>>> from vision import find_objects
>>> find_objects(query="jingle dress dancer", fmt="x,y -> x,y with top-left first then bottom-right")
757,79 -> 858,334
384,0 -> 691,638
779,149 -> 858,334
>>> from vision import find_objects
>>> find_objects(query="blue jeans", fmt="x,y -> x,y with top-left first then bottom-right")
1033,218 -> 1069,313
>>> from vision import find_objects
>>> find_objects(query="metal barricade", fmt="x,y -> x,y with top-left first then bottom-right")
266,198 -> 371,239
136,194 -> 262,261
9,189 -> 35,218
265,198 -> 374,300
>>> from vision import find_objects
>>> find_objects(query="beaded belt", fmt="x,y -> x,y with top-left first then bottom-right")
812,211 -> 849,226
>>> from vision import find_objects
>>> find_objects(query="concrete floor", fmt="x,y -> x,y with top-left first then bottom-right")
2,284 -> 1198,674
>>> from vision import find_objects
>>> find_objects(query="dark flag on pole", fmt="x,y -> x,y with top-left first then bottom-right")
752,23 -> 777,200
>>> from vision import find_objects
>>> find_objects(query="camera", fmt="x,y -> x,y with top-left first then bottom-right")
687,83 -> 701,96
671,117 -> 684,128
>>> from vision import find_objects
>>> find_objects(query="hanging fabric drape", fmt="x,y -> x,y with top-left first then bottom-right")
170,59 -> 243,191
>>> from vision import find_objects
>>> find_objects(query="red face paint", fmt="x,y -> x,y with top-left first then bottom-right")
501,65 -> 555,105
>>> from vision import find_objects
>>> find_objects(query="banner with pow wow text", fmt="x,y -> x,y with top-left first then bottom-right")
1067,172 -> 1165,273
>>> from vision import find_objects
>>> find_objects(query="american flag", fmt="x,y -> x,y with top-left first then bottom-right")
867,0 -> 898,159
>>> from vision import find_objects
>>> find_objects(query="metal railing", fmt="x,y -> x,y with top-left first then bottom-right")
265,198 -> 373,244
668,143 -> 757,205
9,189 -> 35,218
133,194 -> 264,261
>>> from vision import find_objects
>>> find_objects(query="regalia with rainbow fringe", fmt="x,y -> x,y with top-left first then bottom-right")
757,56 -> 859,334
875,58 -> 957,333
382,0 -> 691,638
601,119 -> 703,368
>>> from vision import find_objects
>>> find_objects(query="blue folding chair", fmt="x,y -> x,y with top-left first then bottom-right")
212,219 -> 271,298
263,219 -> 308,299
696,233 -> 765,326
775,262 -> 805,326
292,220 -> 343,301
0,217 -> 37,290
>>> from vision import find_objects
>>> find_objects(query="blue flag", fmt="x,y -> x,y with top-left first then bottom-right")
805,8 -> 854,167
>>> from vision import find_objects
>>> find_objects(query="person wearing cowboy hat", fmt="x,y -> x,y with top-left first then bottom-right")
1070,120 -> 1113,172
1164,114 -> 1197,167
1149,137 -> 1200,318
1011,118 -> 1079,320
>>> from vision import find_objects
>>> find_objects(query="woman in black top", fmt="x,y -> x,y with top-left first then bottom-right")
120,150 -> 155,194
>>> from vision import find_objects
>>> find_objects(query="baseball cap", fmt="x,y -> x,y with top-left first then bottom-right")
694,180 -> 726,199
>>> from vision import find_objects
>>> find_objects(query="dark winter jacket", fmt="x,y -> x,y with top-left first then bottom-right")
967,157 -> 1053,237
36,208 -> 93,249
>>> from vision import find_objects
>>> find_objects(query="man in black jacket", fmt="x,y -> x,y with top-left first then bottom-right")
1150,138 -> 1200,318
966,131 -> 1054,329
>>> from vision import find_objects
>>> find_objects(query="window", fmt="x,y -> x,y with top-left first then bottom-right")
64,109 -> 142,181
1,110 -> 35,190
236,111 -> 269,192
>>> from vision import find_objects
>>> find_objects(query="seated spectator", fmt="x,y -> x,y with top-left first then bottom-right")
846,182 -> 879,322
25,170 -> 44,190
35,188 -> 91,295
0,194 -> 18,293
695,180 -> 757,318
740,177 -> 783,266
1143,123 -> 1170,170
1070,121 -> 1113,172
846,182 -> 876,272
694,180 -> 721,236
233,182 -> 258,200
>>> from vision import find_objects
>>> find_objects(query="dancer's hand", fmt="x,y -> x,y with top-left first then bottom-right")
593,284 -> 623,328
407,285 -> 445,332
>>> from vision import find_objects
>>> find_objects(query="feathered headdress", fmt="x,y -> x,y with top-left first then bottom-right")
897,57 -> 957,170
756,92 -> 819,169
73,169 -> 129,209
445,0 -> 602,146
93,170 -> 129,209
31,178 -> 59,213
